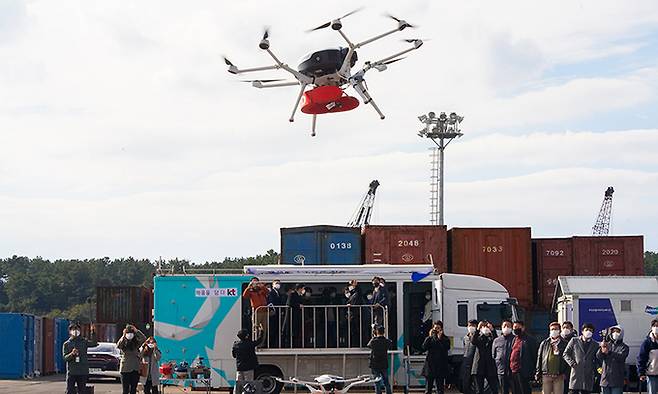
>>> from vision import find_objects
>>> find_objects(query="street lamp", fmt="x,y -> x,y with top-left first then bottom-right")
417,111 -> 464,225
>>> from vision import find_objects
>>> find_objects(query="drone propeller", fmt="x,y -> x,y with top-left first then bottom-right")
223,56 -> 235,67
402,38 -> 429,43
307,7 -> 363,32
240,79 -> 286,83
382,57 -> 406,65
262,28 -> 269,40
386,13 -> 416,28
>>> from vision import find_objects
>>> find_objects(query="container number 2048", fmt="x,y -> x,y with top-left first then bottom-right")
398,240 -> 420,247
482,246 -> 503,253
330,242 -> 352,250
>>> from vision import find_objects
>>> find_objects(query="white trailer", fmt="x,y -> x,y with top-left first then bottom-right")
554,276 -> 658,381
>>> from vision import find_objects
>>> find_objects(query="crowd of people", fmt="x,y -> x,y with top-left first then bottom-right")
241,276 -> 391,348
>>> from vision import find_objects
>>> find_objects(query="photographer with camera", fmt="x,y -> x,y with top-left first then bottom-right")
421,321 -> 450,394
596,326 -> 628,394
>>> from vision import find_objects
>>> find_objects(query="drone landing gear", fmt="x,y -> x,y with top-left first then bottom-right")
301,86 -> 360,136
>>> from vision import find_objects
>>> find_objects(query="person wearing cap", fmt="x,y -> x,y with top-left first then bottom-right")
368,324 -> 393,394
637,319 -> 658,394
597,326 -> 628,394
536,322 -> 568,394
282,283 -> 305,348
63,322 -> 98,394
232,326 -> 265,394
117,324 -> 147,394
563,323 -> 598,394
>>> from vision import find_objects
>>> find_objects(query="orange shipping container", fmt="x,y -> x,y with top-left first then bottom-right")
42,317 -> 55,375
449,227 -> 533,306
532,238 -> 574,309
363,225 -> 448,271
572,235 -> 644,276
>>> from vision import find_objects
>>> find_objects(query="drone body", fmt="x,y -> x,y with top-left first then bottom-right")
224,10 -> 424,136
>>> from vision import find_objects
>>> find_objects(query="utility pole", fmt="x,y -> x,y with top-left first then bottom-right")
417,112 -> 464,225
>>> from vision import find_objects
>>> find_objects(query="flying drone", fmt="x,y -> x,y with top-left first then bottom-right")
275,374 -> 380,394
224,9 -> 424,136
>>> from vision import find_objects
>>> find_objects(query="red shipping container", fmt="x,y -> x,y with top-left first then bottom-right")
42,317 -> 55,375
572,235 -> 644,276
449,227 -> 533,306
533,238 -> 574,309
96,286 -> 153,324
363,225 -> 448,271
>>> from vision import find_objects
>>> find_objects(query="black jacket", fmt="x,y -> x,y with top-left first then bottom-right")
511,334 -> 538,379
232,333 -> 265,371
267,288 -> 285,306
536,337 -> 568,377
422,334 -> 451,378
471,332 -> 497,376
346,288 -> 363,305
371,286 -> 389,308
368,335 -> 393,371
637,333 -> 658,376
597,337 -> 629,387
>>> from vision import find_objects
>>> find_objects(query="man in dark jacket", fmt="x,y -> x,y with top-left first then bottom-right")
637,319 -> 658,394
267,279 -> 285,347
345,280 -> 365,347
536,322 -> 568,394
560,321 -> 577,394
371,277 -> 389,326
232,326 -> 265,394
493,319 -> 515,394
509,321 -> 536,394
597,325 -> 629,394
422,321 -> 451,394
472,321 -> 499,394
368,325 -> 393,394
563,323 -> 598,394
63,322 -> 98,394
282,283 -> 305,348
460,320 -> 479,394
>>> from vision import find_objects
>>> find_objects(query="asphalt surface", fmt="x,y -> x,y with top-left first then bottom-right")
0,375 -> 191,394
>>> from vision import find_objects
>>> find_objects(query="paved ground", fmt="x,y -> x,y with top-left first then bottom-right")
0,375 -> 192,393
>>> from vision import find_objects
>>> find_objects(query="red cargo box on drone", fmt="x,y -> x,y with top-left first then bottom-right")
533,238 -> 574,309
572,235 -> 644,276
363,225 -> 448,271
449,227 -> 533,307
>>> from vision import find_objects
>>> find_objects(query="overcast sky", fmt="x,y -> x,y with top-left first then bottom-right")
1,0 -> 657,262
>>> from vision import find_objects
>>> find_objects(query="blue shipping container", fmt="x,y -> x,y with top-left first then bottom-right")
281,225 -> 362,265
25,314 -> 35,377
54,318 -> 70,373
0,313 -> 33,379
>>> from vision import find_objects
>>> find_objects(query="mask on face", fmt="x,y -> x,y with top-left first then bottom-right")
561,328 -> 572,337
125,332 -> 135,340
481,327 -> 491,335
651,327 -> 658,336
501,327 -> 512,336
348,285 -> 355,291
372,282 -> 379,288
147,343 -> 155,348
513,328 -> 523,336
425,294 -> 431,300
273,283 -> 281,290
467,326 -> 476,334
582,330 -> 593,339
345,292 -> 351,298
366,294 -> 373,301
611,332 -> 621,341
70,330 -> 80,337
550,329 -> 560,338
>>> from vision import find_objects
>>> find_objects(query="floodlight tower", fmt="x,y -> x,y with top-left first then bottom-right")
417,112 -> 464,225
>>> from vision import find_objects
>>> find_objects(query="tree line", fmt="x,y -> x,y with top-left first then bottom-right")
0,250 -> 656,321
0,250 -> 278,321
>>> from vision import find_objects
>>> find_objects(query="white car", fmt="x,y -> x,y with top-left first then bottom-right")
88,342 -> 122,382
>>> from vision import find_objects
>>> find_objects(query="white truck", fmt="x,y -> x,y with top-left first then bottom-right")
554,276 -> 658,383
153,265 -> 519,393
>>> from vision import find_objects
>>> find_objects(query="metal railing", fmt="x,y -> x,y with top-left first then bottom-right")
251,304 -> 388,349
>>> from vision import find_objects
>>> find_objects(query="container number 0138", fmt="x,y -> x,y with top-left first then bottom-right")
329,242 -> 352,250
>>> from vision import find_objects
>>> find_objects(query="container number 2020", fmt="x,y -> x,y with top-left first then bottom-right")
482,246 -> 503,253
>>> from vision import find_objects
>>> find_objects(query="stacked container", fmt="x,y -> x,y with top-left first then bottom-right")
362,225 -> 448,271
96,286 -> 152,325
0,313 -> 34,379
448,227 -> 533,306
42,317 -> 56,375
54,318 -> 70,373
280,225 -> 362,265
572,235 -> 644,276
532,238 -> 574,309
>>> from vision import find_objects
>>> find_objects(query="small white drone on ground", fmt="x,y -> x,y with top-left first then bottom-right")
224,9 -> 424,136
276,374 -> 380,394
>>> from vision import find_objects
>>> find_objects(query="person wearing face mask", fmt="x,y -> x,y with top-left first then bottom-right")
596,326 -> 628,394
493,320 -> 515,394
371,277 -> 389,326
637,319 -> 658,394
140,337 -> 162,394
117,324 -> 147,394
563,323 -> 598,394
422,321 -> 451,394
302,287 -> 315,346
345,280 -> 364,347
63,322 -> 98,394
471,321 -> 499,394
267,279 -> 285,347
509,321 -> 537,394
282,283 -> 305,348
460,320 -> 479,394
243,277 -> 270,347
536,322 -> 568,394
560,321 -> 576,394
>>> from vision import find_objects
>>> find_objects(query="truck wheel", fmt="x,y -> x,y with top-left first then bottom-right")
255,366 -> 283,394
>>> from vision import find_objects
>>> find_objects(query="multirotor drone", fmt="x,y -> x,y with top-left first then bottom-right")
275,374 -> 380,394
224,9 -> 424,136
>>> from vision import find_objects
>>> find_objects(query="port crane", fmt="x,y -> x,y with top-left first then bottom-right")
592,186 -> 614,235
348,180 -> 380,227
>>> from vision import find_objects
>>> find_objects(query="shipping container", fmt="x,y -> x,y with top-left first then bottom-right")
42,317 -> 55,375
532,238 -> 574,309
96,286 -> 153,324
34,316 -> 43,376
280,225 -> 362,265
572,236 -> 644,276
362,225 -> 448,271
0,313 -> 33,379
54,318 -> 70,373
448,227 -> 533,306
79,323 -> 120,342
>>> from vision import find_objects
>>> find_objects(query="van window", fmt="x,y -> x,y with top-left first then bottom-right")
476,303 -> 513,327
458,304 -> 468,327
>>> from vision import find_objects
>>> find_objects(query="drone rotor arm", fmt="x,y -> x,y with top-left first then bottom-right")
253,81 -> 301,89
264,49 -> 313,84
